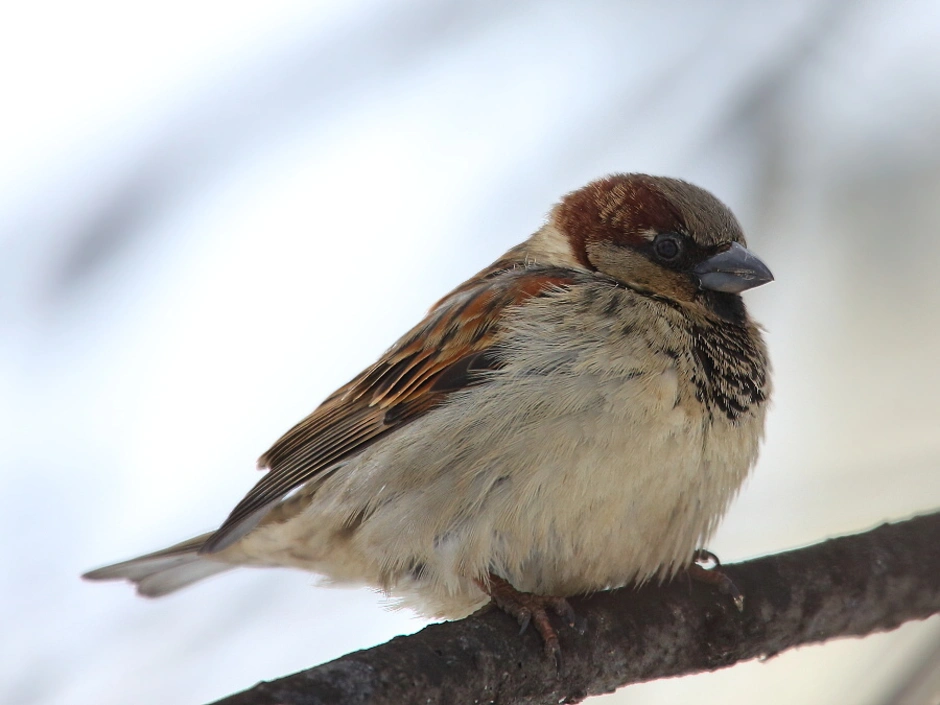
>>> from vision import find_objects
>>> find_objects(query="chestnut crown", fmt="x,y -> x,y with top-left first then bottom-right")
551,174 -> 772,306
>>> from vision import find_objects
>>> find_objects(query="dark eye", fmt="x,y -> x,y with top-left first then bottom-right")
653,234 -> 682,261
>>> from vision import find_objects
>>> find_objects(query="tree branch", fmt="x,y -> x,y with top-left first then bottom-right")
210,511 -> 940,705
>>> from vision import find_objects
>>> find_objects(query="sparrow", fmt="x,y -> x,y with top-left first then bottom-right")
85,173 -> 773,659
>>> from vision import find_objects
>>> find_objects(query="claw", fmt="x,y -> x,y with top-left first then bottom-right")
517,611 -> 532,635
570,612 -> 589,635
688,551 -> 745,611
548,642 -> 563,670
727,582 -> 745,612
476,574 -> 581,664
548,596 -> 578,626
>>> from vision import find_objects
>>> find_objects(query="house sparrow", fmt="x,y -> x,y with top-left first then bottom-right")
85,174 -> 772,659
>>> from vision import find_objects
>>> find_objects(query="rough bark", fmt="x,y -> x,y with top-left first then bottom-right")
210,511 -> 940,705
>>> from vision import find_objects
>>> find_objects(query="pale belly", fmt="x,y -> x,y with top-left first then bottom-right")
224,363 -> 757,618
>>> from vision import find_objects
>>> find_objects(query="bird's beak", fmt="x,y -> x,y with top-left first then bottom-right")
693,242 -> 774,294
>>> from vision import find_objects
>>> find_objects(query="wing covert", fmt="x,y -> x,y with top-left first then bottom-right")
200,267 -> 577,553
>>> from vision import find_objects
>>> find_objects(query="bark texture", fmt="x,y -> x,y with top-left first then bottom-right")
210,511 -> 940,705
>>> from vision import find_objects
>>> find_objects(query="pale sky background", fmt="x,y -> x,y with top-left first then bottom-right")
2,1 -> 939,704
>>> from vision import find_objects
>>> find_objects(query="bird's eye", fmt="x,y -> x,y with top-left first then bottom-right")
653,234 -> 682,261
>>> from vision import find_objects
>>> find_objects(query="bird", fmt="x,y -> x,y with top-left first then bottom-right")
84,173 -> 773,659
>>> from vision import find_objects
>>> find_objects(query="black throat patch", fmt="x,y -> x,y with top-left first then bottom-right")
689,321 -> 767,422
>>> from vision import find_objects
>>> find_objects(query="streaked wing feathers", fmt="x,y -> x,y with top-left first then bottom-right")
201,268 -> 575,553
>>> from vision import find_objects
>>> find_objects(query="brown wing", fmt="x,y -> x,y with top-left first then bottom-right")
200,267 -> 577,553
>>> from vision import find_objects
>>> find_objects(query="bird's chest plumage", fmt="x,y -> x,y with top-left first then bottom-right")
451,287 -> 767,596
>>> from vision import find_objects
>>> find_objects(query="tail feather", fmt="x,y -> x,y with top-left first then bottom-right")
83,533 -> 235,597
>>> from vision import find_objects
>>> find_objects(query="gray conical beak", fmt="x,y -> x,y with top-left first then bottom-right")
693,242 -> 774,294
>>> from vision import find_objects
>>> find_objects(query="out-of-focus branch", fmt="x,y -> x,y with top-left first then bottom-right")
210,511 -> 940,705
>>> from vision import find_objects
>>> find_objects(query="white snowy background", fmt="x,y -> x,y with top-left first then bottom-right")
2,1 -> 939,703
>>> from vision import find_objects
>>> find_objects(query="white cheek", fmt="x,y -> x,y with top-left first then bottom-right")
528,222 -> 586,269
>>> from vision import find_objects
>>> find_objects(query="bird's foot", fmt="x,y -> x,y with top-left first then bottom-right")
476,574 -> 581,665
688,549 -> 744,611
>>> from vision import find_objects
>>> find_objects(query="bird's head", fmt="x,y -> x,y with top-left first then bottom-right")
547,174 -> 773,321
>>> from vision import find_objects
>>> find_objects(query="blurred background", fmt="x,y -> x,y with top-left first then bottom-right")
2,0 -> 939,703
